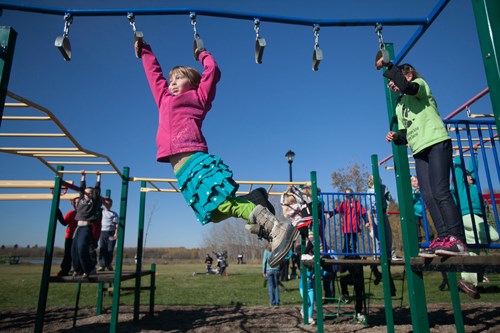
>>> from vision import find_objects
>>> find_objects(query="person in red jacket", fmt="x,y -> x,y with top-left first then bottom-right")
335,189 -> 367,256
56,198 -> 79,276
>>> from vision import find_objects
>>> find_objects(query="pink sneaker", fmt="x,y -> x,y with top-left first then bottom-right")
435,236 -> 468,256
418,238 -> 443,258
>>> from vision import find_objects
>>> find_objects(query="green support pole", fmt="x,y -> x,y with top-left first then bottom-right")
371,155 -> 395,332
35,166 -> 64,333
0,26 -> 16,127
310,171 -> 324,333
448,272 -> 465,333
73,282 -> 82,328
96,282 -> 104,316
383,44 -> 430,333
134,181 -> 147,323
471,0 -> 500,136
150,263 -> 156,316
110,167 -> 130,333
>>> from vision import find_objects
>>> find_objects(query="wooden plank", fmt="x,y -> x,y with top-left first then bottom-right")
411,255 -> 500,273
0,180 -> 73,188
0,193 -> 78,200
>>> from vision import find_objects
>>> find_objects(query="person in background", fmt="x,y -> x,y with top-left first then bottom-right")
56,197 -> 79,276
263,242 -> 281,307
339,263 -> 366,324
98,197 -> 119,271
334,188 -> 367,256
453,151 -> 499,298
366,175 -> 396,296
411,176 -> 428,243
72,171 -> 101,280
299,261 -> 316,325
205,253 -> 214,273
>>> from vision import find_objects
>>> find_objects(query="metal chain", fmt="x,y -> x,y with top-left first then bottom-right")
63,13 -> 72,37
127,13 -> 137,33
190,13 -> 199,39
375,23 -> 384,49
254,19 -> 260,39
313,25 -> 320,49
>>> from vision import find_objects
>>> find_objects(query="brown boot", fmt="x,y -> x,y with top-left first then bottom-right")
249,205 -> 298,267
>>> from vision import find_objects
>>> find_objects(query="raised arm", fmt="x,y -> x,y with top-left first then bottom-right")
140,43 -> 170,107
196,51 -> 221,108
79,170 -> 86,197
94,171 -> 101,199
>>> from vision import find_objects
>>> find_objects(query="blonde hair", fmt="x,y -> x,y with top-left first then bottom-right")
367,175 -> 382,187
284,195 -> 296,205
282,194 -> 297,218
169,66 -> 202,88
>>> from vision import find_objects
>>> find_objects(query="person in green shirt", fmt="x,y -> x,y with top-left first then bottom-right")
377,59 -> 467,257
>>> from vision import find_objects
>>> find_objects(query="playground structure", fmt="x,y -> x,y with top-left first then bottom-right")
0,1 -> 500,333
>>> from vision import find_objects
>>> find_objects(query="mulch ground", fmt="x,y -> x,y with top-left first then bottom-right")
1,303 -> 499,332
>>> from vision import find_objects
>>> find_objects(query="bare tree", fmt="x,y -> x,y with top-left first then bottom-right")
144,201 -> 159,251
331,161 -> 370,192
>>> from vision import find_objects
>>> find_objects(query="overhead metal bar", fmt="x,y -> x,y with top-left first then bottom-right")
0,1 -> 429,27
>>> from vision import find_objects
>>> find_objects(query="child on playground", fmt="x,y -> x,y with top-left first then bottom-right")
377,58 -> 468,257
56,197 -> 79,276
72,171 -> 101,279
135,39 -> 297,267
299,261 -> 316,325
453,150 -> 499,298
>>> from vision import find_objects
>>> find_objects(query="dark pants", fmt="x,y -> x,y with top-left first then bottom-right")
60,237 -> 73,275
322,271 -> 336,300
370,264 -> 396,293
98,230 -> 116,268
414,140 -> 465,242
279,259 -> 289,281
72,225 -> 97,275
340,265 -> 364,314
343,233 -> 358,254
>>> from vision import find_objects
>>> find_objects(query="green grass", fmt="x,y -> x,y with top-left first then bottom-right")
0,263 -> 498,310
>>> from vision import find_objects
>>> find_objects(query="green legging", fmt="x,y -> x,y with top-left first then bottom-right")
211,197 -> 255,223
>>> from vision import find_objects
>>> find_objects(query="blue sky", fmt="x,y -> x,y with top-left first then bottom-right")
0,0 -> 492,249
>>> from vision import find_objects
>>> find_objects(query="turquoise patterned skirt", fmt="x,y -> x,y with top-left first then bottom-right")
175,152 -> 239,225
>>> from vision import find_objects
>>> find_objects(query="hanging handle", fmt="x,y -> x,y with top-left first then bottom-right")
312,25 -> 323,71
54,13 -> 72,61
128,13 -> 144,59
254,19 -> 266,64
374,24 -> 390,69
190,13 -> 205,60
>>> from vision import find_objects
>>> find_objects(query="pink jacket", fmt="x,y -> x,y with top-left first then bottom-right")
141,44 -> 221,162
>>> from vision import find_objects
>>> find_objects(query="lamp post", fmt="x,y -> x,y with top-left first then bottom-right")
285,150 -> 295,182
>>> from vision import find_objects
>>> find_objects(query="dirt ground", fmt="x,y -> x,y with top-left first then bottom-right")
1,303 -> 499,333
